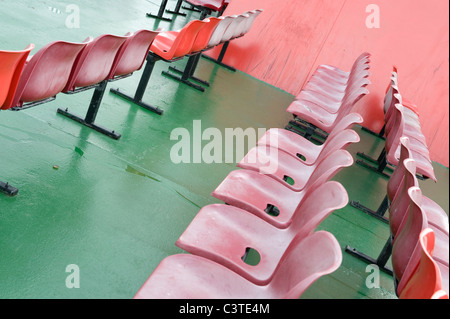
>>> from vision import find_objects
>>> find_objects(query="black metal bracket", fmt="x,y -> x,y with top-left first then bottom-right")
10,97 -> 57,111
57,80 -> 122,140
345,235 -> 394,276
350,195 -> 389,224
109,53 -> 164,115
162,53 -> 209,92
165,0 -> 187,16
0,181 -> 19,196
362,124 -> 386,140
201,41 -> 237,72
146,0 -> 175,22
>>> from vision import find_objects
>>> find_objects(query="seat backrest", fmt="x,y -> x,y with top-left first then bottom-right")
399,228 -> 444,299
333,86 -> 370,125
328,113 -> 364,136
63,34 -> 129,92
190,17 -> 223,53
108,29 -> 159,78
168,20 -> 208,58
221,14 -> 249,42
318,129 -> 360,161
387,136 -> 413,203
187,0 -> 226,11
10,40 -> 88,108
392,187 -> 427,285
0,44 -> 34,110
270,231 -> 342,299
389,158 -> 419,238
290,181 -> 348,240
306,149 -> 354,194
207,16 -> 235,47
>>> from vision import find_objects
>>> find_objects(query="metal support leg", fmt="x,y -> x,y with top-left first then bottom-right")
166,54 -> 210,88
202,41 -> 237,72
57,80 -> 122,140
350,195 -> 389,224
110,53 -> 164,115
362,124 -> 386,140
356,148 -> 392,179
165,0 -> 187,16
0,181 -> 19,196
162,54 -> 206,92
146,0 -> 174,22
345,235 -> 394,276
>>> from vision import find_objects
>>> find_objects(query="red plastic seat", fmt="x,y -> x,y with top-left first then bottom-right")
258,114 -> 362,166
63,34 -> 129,93
392,187 -> 449,294
57,30 -> 159,139
315,52 -> 371,84
190,17 -> 223,53
238,144 -> 354,192
213,149 -> 354,228
177,181 -> 347,285
432,290 -> 449,299
8,40 -> 88,110
107,30 -> 160,79
134,230 -> 342,299
0,44 -> 35,110
399,228 -> 449,298
150,19 -> 207,61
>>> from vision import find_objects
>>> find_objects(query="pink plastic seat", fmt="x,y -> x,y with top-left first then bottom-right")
177,181 -> 347,285
206,15 -> 236,48
213,149 -> 354,228
389,158 -> 449,239
8,40 -> 88,110
399,228 -> 449,298
184,0 -> 227,13
287,85 -> 369,135
392,187 -> 449,295
134,231 -> 342,299
0,44 -> 35,110
57,30 -> 159,139
314,52 -> 371,84
258,114 -> 362,166
385,104 -> 436,181
238,145 -> 354,192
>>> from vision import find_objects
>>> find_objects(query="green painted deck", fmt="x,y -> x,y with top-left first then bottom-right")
0,0 -> 448,299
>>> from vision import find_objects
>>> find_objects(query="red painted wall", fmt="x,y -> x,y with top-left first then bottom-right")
208,0 -> 449,167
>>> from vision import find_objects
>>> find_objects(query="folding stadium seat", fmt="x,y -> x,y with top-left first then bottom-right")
0,45 -> 35,110
8,40 -> 88,111
110,20 -> 207,114
313,52 -> 371,86
176,181 -> 348,285
399,228 -> 449,299
392,187 -> 449,295
134,231 -> 342,299
346,137 -> 448,276
238,145 -> 354,193
258,113 -> 362,166
0,44 -> 34,196
56,30 -> 159,139
162,17 -> 223,91
286,84 -> 369,141
213,149 -> 354,229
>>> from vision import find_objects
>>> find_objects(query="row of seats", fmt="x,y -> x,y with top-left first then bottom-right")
356,68 -> 437,182
285,53 -> 371,142
133,54 -> 372,298
0,8 -> 262,196
345,134 -> 449,297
